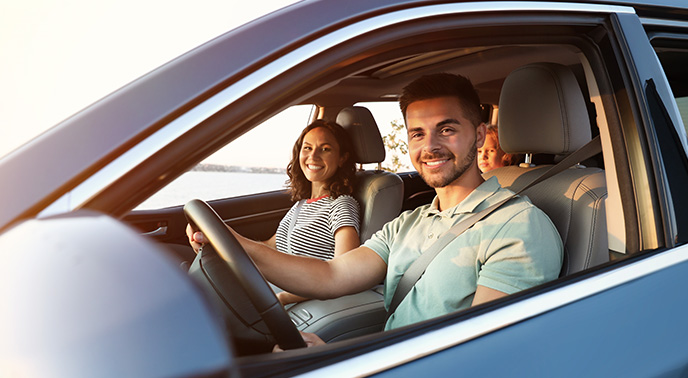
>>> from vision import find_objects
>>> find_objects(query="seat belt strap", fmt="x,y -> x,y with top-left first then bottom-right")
386,135 -> 601,321
286,200 -> 305,255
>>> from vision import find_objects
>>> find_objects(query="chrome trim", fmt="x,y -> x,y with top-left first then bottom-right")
52,1 -> 635,213
641,18 -> 688,29
141,226 -> 168,237
299,245 -> 688,377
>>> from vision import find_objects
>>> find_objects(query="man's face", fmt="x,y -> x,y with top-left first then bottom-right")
405,97 -> 484,188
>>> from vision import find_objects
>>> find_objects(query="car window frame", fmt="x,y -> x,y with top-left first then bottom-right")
25,3 -> 675,375
646,29 -> 688,245
216,6 -> 670,376
612,14 -> 688,250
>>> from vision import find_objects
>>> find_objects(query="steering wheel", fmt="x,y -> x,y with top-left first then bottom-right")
183,199 -> 306,350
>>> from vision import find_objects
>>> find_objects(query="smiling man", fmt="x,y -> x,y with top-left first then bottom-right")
362,73 -> 563,329
189,73 -> 563,344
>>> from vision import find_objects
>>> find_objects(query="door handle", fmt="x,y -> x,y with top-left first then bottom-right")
142,225 -> 168,237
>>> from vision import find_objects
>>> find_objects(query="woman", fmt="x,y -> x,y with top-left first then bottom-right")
477,124 -> 522,173
188,120 -> 361,305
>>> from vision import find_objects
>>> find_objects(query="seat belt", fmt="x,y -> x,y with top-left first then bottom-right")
286,200 -> 305,254
386,135 -> 602,320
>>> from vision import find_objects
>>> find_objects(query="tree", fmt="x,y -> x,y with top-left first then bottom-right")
381,119 -> 411,173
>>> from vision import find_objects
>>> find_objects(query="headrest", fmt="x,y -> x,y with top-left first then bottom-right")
498,63 -> 591,155
336,106 -> 386,164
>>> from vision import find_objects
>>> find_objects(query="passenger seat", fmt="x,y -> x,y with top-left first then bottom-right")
336,106 -> 404,243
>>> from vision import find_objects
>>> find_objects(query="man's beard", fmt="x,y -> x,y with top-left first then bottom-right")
419,137 -> 477,188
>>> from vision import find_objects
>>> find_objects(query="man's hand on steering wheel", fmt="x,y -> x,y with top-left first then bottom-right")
186,224 -> 206,254
184,199 -> 307,350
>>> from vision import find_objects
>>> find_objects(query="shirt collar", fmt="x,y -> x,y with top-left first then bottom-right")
306,194 -> 330,204
424,176 -> 502,217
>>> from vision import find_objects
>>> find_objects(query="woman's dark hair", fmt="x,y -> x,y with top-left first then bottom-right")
399,73 -> 483,127
286,120 -> 357,201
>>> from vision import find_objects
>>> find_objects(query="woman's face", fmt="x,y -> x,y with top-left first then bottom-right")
299,127 -> 345,185
477,133 -> 506,173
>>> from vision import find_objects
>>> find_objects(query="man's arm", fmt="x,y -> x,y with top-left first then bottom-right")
277,226 -> 360,305
262,233 -> 277,249
474,205 -> 563,305
333,226 -> 359,258
187,224 -> 386,300
471,285 -> 508,307
248,240 -> 387,299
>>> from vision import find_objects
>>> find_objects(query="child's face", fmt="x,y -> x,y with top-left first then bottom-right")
477,133 -> 506,173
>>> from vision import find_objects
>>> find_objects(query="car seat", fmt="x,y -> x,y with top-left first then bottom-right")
483,62 -> 609,276
336,106 -> 404,243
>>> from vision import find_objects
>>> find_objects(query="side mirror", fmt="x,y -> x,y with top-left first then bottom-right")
0,211 -> 236,377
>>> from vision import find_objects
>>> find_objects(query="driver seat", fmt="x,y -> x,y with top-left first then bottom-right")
483,62 -> 609,276
336,106 -> 404,243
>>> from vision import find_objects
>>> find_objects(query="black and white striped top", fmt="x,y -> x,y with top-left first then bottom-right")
275,195 -> 360,260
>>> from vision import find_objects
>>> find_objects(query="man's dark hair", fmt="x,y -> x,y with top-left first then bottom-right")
399,73 -> 483,126
286,120 -> 356,201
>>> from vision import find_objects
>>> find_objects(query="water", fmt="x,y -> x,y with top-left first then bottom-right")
136,171 -> 289,210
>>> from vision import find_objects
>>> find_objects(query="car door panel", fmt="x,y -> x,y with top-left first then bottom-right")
124,189 -> 293,263
373,250 -> 688,377
125,170 -> 435,264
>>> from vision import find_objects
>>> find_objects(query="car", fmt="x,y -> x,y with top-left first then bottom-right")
2,0 -> 688,376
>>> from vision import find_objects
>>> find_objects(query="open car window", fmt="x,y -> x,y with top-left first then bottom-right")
135,105 -> 315,210
136,101 -> 413,210
137,7 -> 639,357
355,101 -> 414,173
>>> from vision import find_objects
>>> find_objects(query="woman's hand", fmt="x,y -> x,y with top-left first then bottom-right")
272,331 -> 326,352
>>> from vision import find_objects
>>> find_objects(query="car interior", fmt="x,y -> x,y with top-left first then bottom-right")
5,2 -> 688,376
120,18 -> 656,366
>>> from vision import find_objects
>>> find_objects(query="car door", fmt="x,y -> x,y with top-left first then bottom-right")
298,4 -> 688,377
240,2 -> 688,377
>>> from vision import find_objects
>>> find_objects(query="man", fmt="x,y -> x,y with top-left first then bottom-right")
188,73 -> 563,346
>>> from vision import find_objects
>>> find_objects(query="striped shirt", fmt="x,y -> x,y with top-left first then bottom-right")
275,195 -> 360,260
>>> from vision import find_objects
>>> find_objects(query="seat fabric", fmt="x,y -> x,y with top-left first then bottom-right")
484,62 -> 608,275
336,106 -> 403,242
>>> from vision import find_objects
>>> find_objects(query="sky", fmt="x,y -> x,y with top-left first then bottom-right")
0,0 -> 301,160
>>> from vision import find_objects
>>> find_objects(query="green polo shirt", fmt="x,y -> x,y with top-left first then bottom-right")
363,177 -> 563,330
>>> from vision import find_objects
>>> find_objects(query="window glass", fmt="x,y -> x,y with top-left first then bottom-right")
654,46 -> 688,134
136,105 -> 315,210
652,43 -> 688,243
676,96 -> 688,133
355,101 -> 414,173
